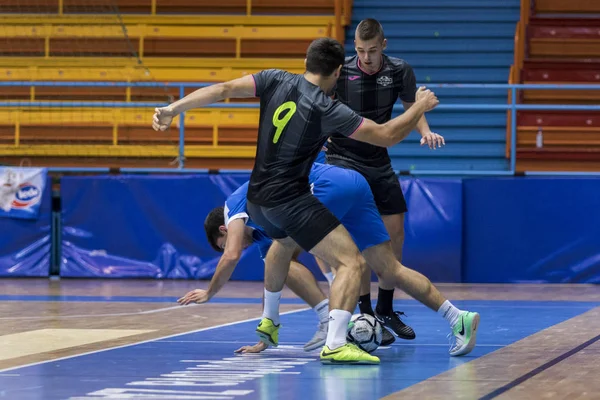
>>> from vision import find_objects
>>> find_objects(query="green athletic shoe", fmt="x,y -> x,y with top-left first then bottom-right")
320,343 -> 380,365
449,311 -> 480,356
256,318 -> 279,347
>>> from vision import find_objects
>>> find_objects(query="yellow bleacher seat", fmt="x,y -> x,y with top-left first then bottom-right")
0,107 -> 259,157
0,1 -> 353,168
0,0 -> 336,15
0,18 -> 331,59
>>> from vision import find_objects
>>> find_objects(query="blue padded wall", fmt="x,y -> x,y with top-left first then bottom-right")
59,175 -> 462,282
463,177 -> 600,283
60,174 -> 255,279
48,174 -> 600,284
0,177 -> 52,276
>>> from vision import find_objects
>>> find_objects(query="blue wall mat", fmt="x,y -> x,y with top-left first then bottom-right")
60,174 -> 265,279
0,177 -> 52,276
285,178 -> 464,284
400,178 -> 463,283
463,177 -> 600,283
59,175 -> 462,282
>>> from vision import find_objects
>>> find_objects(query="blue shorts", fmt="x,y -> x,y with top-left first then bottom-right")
311,164 -> 390,252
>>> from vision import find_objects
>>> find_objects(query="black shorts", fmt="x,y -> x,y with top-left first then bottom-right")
246,192 -> 341,252
326,154 -> 407,215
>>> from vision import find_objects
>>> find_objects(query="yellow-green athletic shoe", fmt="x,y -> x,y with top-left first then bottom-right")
256,317 -> 279,347
320,343 -> 380,365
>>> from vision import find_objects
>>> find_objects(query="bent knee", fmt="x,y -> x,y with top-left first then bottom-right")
338,252 -> 368,275
374,260 -> 406,284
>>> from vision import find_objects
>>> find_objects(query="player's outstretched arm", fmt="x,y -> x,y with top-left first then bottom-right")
350,87 -> 439,147
153,75 -> 256,131
177,219 -> 247,305
402,100 -> 445,149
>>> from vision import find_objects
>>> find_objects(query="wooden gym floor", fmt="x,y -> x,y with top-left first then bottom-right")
0,278 -> 599,399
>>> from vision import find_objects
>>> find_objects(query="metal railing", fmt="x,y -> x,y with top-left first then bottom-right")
1,81 -> 600,176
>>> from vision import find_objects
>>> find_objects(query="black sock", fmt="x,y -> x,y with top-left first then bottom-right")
375,288 -> 395,315
358,293 -> 374,316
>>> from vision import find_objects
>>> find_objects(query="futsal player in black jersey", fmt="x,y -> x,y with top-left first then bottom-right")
152,38 -> 479,364
319,19 -> 446,343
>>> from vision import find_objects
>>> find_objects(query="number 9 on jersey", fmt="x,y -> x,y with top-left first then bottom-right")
272,101 -> 297,144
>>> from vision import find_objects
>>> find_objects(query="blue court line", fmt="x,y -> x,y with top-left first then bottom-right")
2,295 -> 600,308
0,300 -> 597,400
0,294 -> 303,304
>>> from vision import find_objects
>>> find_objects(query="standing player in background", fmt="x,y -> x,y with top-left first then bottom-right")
324,19 -> 446,343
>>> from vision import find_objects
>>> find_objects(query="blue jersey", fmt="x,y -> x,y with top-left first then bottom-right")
224,163 -> 389,259
224,182 -> 273,259
315,150 -> 326,164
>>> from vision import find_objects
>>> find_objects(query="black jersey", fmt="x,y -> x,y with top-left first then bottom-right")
326,54 -> 417,166
247,69 -> 364,207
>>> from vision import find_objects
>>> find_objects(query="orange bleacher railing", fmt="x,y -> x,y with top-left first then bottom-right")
506,0 -> 531,158
334,0 -> 353,43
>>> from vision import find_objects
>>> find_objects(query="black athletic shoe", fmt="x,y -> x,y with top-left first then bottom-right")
375,310 -> 416,340
380,326 -> 396,346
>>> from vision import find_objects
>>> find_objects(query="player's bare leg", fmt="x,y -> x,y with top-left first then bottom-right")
256,237 -> 298,347
257,228 -> 378,363
315,257 -> 335,286
356,265 -> 396,346
286,260 -> 327,308
237,256 -> 331,354
362,241 -> 480,356
382,213 -> 406,262
309,225 -> 365,313
373,213 -> 416,340
308,225 -> 379,364
285,259 -> 330,351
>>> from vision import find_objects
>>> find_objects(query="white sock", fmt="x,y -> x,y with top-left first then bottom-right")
437,300 -> 462,328
325,309 -> 351,350
263,289 -> 282,326
313,299 -> 329,324
324,272 -> 334,286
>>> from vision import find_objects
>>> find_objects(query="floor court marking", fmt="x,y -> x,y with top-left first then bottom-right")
3,300 -> 598,400
0,307 -> 310,373
0,329 -> 156,361
478,332 -> 600,400
0,304 -> 203,321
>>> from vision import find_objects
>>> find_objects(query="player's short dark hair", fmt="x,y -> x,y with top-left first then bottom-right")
204,206 -> 225,253
305,37 -> 345,76
356,18 -> 385,42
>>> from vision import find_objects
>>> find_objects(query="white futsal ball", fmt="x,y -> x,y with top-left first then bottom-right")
346,313 -> 383,353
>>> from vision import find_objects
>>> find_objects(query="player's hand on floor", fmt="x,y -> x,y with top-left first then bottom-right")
420,132 -> 445,149
415,86 -> 439,111
177,289 -> 211,305
234,341 -> 268,354
152,106 -> 175,131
